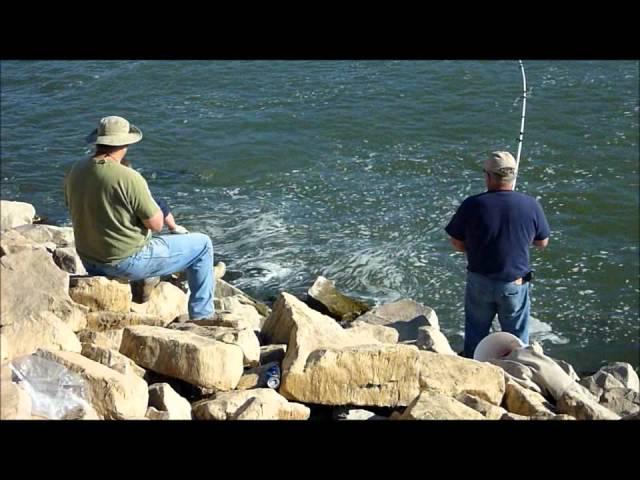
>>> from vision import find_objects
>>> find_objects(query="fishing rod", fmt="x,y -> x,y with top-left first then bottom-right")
513,60 -> 527,191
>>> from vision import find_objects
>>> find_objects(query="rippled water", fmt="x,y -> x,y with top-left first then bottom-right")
2,60 -> 638,373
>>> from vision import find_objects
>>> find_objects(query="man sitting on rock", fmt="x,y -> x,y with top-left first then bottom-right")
64,115 -> 217,321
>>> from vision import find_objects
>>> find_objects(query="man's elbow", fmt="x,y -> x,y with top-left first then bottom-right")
143,211 -> 164,232
534,237 -> 549,248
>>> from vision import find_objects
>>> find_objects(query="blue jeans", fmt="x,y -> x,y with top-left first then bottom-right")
463,271 -> 530,358
81,233 -> 215,320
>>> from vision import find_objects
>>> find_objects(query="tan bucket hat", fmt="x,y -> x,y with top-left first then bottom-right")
86,116 -> 143,146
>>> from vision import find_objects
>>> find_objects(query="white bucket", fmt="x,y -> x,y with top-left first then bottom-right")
473,332 -> 525,362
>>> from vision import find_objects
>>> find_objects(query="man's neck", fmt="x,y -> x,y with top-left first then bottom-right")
95,149 -> 126,163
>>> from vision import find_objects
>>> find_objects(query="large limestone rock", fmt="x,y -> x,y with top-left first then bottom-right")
168,322 -> 260,367
86,311 -> 168,331
216,295 -> 265,331
307,276 -> 370,321
192,388 -> 310,420
580,363 -> 640,398
262,291 -> 379,346
69,276 -> 132,313
355,299 -> 439,341
283,344 -> 423,407
34,349 -> 148,420
77,329 -> 124,350
1,311 -> 82,361
215,279 -> 271,318
53,247 -> 87,275
81,343 -> 146,378
501,412 -> 531,421
418,351 -> 505,406
599,363 -> 640,393
0,335 -> 8,362
0,229 -> 50,256
579,370 -> 625,399
15,224 -> 75,247
416,326 -> 455,355
503,378 -> 556,417
273,292 -> 503,407
146,406 -> 170,420
399,391 -> 486,420
1,249 -> 88,331
130,282 -> 188,324
148,383 -> 192,420
119,326 -> 244,390
599,388 -> 640,417
0,379 -> 33,419
185,314 -> 254,331
556,385 -> 621,420
0,200 -> 35,230
456,393 -> 509,420
345,320 -> 399,344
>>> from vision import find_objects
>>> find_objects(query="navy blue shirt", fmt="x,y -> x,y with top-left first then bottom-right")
445,190 -> 550,282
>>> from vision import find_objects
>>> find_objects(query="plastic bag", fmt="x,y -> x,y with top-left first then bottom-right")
10,355 -> 93,420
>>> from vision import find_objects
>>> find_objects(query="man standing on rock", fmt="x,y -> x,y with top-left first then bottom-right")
445,151 -> 550,358
64,115 -> 217,321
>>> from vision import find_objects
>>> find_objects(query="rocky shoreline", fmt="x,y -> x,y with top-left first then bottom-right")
1,199 -> 638,421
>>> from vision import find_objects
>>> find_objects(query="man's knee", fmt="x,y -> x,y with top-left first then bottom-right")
190,232 -> 213,256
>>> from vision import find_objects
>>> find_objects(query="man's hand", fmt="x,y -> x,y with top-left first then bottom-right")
170,224 -> 189,234
449,237 -> 465,252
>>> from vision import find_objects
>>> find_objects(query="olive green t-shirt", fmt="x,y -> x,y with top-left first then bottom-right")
64,156 -> 160,264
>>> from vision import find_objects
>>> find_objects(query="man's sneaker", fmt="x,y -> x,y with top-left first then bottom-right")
214,262 -> 226,280
188,312 -> 224,326
131,276 -> 161,303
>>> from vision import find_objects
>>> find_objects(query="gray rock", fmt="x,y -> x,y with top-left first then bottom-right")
15,224 -> 75,247
355,299 -> 439,342
598,363 -> 639,393
168,322 -> 260,367
307,276 -> 370,322
259,344 -> 287,365
579,371 -> 626,400
416,326 -> 455,355
148,383 -> 193,420
599,388 -> 640,417
53,247 -> 87,275
215,279 -> 271,318
557,384 -> 621,420
1,200 -> 36,230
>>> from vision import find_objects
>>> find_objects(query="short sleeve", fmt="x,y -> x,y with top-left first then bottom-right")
445,201 -> 468,241
533,200 -> 550,241
125,171 -> 160,221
